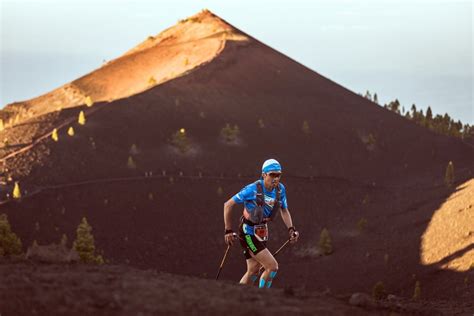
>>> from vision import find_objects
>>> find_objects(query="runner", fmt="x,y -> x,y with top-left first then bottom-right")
223,159 -> 299,288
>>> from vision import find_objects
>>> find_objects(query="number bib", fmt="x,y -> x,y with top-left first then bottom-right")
254,224 -> 268,241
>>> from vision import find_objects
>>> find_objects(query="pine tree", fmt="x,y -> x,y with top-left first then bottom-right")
364,90 -> 372,100
127,156 -> 136,169
417,109 -> 424,125
60,234 -> 68,247
67,127 -> 75,136
357,218 -> 368,232
78,111 -> 86,125
148,76 -> 157,86
220,124 -> 240,143
85,96 -> 94,107
372,281 -> 386,300
413,281 -> 421,300
51,128 -> 59,142
318,228 -> 332,255
73,217 -> 104,264
373,93 -> 378,104
302,120 -> 310,135
0,213 -> 23,256
129,144 -> 139,155
426,106 -> 433,122
411,104 -> 417,120
171,128 -> 190,153
445,161 -> 454,188
13,182 -> 21,199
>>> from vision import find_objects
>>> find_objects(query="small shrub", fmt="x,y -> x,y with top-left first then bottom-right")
445,161 -> 454,188
170,128 -> 190,153
413,281 -> 421,300
318,228 -> 332,255
67,127 -> 75,136
78,111 -> 86,125
372,281 -> 386,300
72,217 -> 103,264
51,128 -> 59,142
0,213 -> 23,256
220,123 -> 240,143
12,182 -> 21,199
302,120 -> 310,134
357,217 -> 368,232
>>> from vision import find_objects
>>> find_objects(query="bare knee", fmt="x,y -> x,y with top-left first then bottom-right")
248,262 -> 261,275
265,260 -> 278,272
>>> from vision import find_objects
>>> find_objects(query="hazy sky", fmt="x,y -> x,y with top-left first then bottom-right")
1,0 -> 472,123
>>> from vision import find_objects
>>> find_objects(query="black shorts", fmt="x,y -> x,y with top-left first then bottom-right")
238,222 -> 267,259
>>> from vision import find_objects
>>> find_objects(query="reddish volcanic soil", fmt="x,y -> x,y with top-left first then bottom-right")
1,9 -> 473,316
1,262 -> 472,316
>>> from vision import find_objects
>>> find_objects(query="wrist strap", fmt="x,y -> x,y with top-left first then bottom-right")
225,229 -> 234,234
288,226 -> 295,232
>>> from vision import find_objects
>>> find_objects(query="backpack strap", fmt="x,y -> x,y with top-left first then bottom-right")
268,184 -> 281,221
255,180 -> 265,207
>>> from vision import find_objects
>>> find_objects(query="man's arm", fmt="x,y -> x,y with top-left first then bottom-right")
224,198 -> 237,245
280,208 -> 294,228
224,198 -> 237,230
280,208 -> 299,243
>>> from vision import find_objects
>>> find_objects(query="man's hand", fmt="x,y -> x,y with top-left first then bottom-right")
224,230 -> 237,246
288,227 -> 299,243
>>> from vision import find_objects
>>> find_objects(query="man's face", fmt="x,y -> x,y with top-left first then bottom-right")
263,172 -> 282,188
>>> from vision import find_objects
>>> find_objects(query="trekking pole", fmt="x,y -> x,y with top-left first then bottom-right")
273,239 -> 291,257
258,231 -> 298,274
216,233 -> 237,280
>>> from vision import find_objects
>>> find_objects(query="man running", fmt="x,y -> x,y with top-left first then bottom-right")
223,159 -> 299,288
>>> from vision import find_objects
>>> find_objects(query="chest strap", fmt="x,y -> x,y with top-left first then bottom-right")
243,180 -> 281,224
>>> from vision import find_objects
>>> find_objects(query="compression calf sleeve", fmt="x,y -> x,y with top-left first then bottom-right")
258,270 -> 278,289
266,270 -> 277,288
250,274 -> 258,284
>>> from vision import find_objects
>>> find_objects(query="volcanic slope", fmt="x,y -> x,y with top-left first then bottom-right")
1,9 -> 473,304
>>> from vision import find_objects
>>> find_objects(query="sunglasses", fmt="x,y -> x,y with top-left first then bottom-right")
268,173 -> 282,178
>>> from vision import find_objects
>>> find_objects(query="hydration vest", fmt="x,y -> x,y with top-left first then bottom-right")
243,180 -> 281,224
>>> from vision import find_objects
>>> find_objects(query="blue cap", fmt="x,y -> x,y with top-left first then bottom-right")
262,159 -> 282,173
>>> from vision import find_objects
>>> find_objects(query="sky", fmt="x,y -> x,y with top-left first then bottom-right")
1,0 -> 473,123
